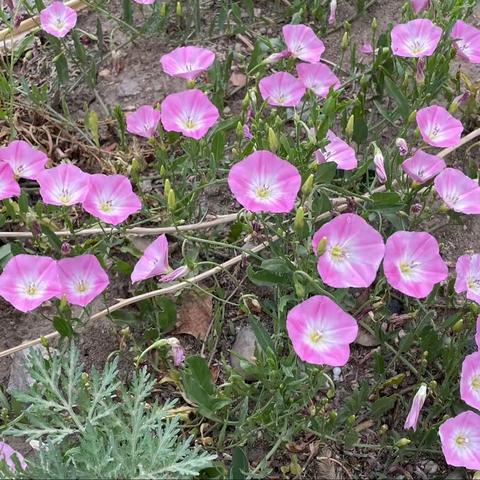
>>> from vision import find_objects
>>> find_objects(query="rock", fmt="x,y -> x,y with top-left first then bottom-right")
7,345 -> 48,394
423,461 -> 438,475
118,77 -> 141,98
230,326 -> 258,380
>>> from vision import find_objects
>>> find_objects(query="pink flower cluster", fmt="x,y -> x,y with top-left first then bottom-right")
0,140 -> 142,225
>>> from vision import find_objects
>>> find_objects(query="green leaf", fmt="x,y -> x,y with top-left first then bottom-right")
352,112 -> 368,144
53,316 -> 74,337
0,243 -> 13,269
211,130 -> 225,162
368,192 -> 403,211
247,265 -> 290,287
154,297 -> 177,333
316,162 -> 337,184
41,225 -> 62,250
54,53 -> 69,84
383,75 -> 410,121
229,447 -> 248,480
249,316 -> 274,354
122,0 -> 133,25
371,395 -> 397,418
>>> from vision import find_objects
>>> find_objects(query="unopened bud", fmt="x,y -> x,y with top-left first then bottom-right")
164,179 -> 171,197
329,410 -> 338,421
40,336 -> 49,348
396,438 -> 411,448
268,127 -> 279,152
347,414 -> 356,424
429,380 -> 438,390
407,110 -> 417,124
167,189 -> 176,211
379,424 -> 389,435
341,31 -> 349,51
371,17 -> 378,32
345,114 -> 354,138
176,1 -> 182,17
294,207 -> 305,233
449,91 -> 471,114
160,165 -> 166,176
316,237 -> 328,256
452,318 -> 464,333
301,174 -> 314,196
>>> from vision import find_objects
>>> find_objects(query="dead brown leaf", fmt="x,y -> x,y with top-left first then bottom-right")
174,291 -> 212,340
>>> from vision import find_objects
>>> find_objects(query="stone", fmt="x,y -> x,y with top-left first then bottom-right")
7,345 -> 49,394
230,326 -> 259,380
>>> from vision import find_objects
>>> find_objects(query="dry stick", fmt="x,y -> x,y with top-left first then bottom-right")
1,129 -> 480,358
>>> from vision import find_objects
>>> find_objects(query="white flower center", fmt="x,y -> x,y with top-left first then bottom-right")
100,200 -> 113,213
75,279 -> 89,294
24,281 -> 39,297
330,244 -> 347,262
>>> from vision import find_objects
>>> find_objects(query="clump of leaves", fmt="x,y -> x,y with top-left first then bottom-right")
1,342 -> 215,479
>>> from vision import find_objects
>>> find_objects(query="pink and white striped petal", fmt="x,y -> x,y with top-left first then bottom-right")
0,163 -> 21,201
160,46 -> 215,81
0,140 -> 48,180
451,20 -> 480,64
434,168 -> 480,214
460,352 -> 480,411
259,72 -> 306,107
283,24 -> 325,63
126,105 -> 161,139
391,19 -> 442,58
131,234 -> 170,283
315,130 -> 357,171
401,149 -> 446,184
417,105 -> 463,148
296,63 -> 340,98
404,384 -> 427,431
454,254 -> 480,305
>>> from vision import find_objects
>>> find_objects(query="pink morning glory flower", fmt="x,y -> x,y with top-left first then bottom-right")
160,46 -> 215,81
160,89 -> 219,140
360,42 -> 374,55
476,316 -> 480,349
259,72 -> 306,107
82,174 -> 142,225
39,1 -> 77,38
383,231 -> 448,298
411,0 -> 429,14
296,63 -> 340,98
0,163 -> 20,201
228,150 -> 301,214
286,295 -> 358,366
373,145 -> 387,184
133,0 -> 155,4
391,19 -> 442,58
126,105 -> 161,139
314,130 -> 357,170
131,234 -> 170,283
451,21 -> 480,64
416,105 -> 463,148
404,384 -> 427,431
57,255 -> 109,307
439,411 -> 480,470
0,140 -> 48,180
401,150 -> 446,184
160,265 -> 189,283
434,168 -> 480,214
312,213 -> 385,289
0,255 -> 60,313
36,164 -> 90,206
461,352 -> 480,411
283,24 -> 325,63
0,441 -> 27,472
455,254 -> 480,304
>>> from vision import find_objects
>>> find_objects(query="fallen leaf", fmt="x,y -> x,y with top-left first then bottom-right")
174,291 -> 212,340
355,328 -> 380,347
229,72 -> 247,87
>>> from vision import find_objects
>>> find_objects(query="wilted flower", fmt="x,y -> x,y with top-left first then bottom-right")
417,105 -> 463,148
40,1 -> 77,38
131,234 -> 169,283
328,0 -> 337,25
287,295 -> 358,366
160,265 -> 189,283
439,411 -> 480,470
384,231 -> 448,298
395,138 -> 409,156
160,89 -> 219,139
36,164 -> 90,206
416,57 -> 426,84
451,20 -> 480,64
228,150 -> 301,213
57,255 -> 109,307
160,46 -> 215,80
61,242 -> 72,256
0,441 -> 27,472
0,163 -> 20,200
391,19 -> 442,58
411,0 -> 429,14
165,338 -> 185,366
450,92 -> 472,113
265,50 -> 290,64
0,255 -> 60,312
434,168 -> 480,214
82,174 -> 142,225
476,316 -> 480,349
258,72 -> 306,107
360,42 -> 374,55
0,140 -> 48,180
282,24 -> 325,63
126,105 -> 161,138
401,150 -> 446,184
460,352 -> 480,410
296,63 -> 340,98
312,213 -> 385,288
243,124 -> 253,140
404,384 -> 427,431
455,254 -> 480,304
373,144 -> 386,183
314,130 -> 357,170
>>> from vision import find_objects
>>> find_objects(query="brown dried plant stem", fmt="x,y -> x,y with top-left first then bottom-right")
0,129 -> 479,359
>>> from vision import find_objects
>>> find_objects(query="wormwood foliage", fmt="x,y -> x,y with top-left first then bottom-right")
1,343 -> 215,479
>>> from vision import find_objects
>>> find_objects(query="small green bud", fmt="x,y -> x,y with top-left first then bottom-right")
344,21 -> 351,33
379,424 -> 389,435
160,165 -> 166,177
429,380 -> 438,390
167,189 -> 176,211
452,318 -> 464,333
407,110 -> 417,124
186,79 -> 196,89
360,74 -> 368,90
329,410 -> 338,421
236,121 -> 244,138
164,179 -> 171,197
294,207 -> 305,233
40,336 -> 49,349
372,17 -> 378,32
326,388 -> 335,399
316,236 -> 328,256
176,1 -> 182,17
294,276 -> 306,298
268,127 -> 279,152
301,174 -> 314,196
396,438 -> 411,448
347,414 -> 356,424
341,31 -> 350,51
345,114 -> 354,139
160,2 -> 167,16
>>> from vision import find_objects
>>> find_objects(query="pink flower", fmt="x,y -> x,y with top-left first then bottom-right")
258,72 -> 306,107
312,213 -> 385,289
395,138 -> 409,156
373,145 -> 387,183
126,105 -> 161,138
328,0 -> 337,25
283,24 -> 325,63
243,124 -> 253,140
228,150 -> 301,213
160,46 -> 215,81
166,338 -> 185,366
460,352 -> 480,411
451,21 -> 480,64
0,163 -> 20,200
296,63 -> 340,98
434,168 -> 480,214
0,140 -> 47,180
391,19 -> 442,58
411,0 -> 429,14
0,255 -> 60,312
57,255 -> 109,307
417,105 -> 463,148
286,295 -> 358,366
39,1 -> 77,38
454,254 -> 480,304
265,50 -> 290,64
0,441 -> 27,471
439,411 -> 480,470
160,89 -> 219,140
383,231 -> 448,298
82,174 -> 142,225
160,265 -> 189,283
36,164 -> 90,206
404,384 -> 427,431
314,130 -> 357,170
360,42 -> 374,55
476,316 -> 480,349
401,150 -> 446,184
133,0 -> 155,4
131,234 -> 169,283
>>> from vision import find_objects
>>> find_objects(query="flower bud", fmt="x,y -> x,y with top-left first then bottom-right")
452,318 -> 464,333
395,138 -> 408,156
396,438 -> 411,448
176,1 -> 182,17
301,174 -> 314,196
371,17 -> 378,32
347,414 -> 356,424
416,58 -> 425,85
164,179 -> 171,197
345,114 -> 354,139
429,380 -> 438,390
167,189 -> 176,211
268,127 -> 279,152
379,424 -> 389,435
407,110 -> 417,124
316,236 -> 328,256
61,242 -> 72,256
236,121 -> 244,137
449,91 -> 471,114
40,336 -> 49,348
373,143 -> 387,184
294,207 -> 305,233
160,165 -> 166,176
341,31 -> 349,51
